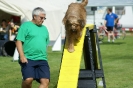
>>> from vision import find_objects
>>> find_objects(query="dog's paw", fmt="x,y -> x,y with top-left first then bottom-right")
68,48 -> 75,53
76,37 -> 80,42
79,31 -> 82,37
76,32 -> 82,41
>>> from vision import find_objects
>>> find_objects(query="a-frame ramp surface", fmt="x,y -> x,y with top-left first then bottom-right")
57,24 -> 94,88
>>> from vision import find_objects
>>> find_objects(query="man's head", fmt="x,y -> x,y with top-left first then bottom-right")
107,8 -> 112,14
32,7 -> 46,26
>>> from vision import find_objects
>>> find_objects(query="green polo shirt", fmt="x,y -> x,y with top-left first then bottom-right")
16,21 -> 49,60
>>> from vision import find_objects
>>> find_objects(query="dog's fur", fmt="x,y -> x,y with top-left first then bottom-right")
63,0 -> 88,53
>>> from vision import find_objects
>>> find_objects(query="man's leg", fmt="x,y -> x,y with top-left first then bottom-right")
108,31 -> 111,42
111,31 -> 115,39
19,60 -> 36,88
39,78 -> 49,88
22,78 -> 34,88
107,27 -> 111,42
111,31 -> 115,42
37,60 -> 50,88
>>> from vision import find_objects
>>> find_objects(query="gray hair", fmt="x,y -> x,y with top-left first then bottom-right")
32,7 -> 46,17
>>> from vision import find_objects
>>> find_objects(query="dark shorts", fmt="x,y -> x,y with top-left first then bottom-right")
107,26 -> 113,31
19,59 -> 50,83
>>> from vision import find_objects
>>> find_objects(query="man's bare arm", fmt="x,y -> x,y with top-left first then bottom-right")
16,40 -> 28,63
104,20 -> 107,27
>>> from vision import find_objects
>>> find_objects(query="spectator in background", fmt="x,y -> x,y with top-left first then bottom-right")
0,19 -> 10,40
104,8 -> 118,42
9,22 -> 19,41
114,18 -> 122,30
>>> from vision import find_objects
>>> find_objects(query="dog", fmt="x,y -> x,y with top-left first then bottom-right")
63,0 -> 88,53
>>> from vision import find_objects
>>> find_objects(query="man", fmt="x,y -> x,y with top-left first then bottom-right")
16,7 -> 50,88
104,8 -> 118,42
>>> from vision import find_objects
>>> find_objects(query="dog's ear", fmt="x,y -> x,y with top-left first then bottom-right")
78,20 -> 85,29
62,13 -> 69,25
62,17 -> 66,25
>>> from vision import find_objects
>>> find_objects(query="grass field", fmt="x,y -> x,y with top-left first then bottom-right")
0,35 -> 133,88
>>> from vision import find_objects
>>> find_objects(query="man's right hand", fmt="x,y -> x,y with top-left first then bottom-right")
16,40 -> 28,63
20,56 -> 28,63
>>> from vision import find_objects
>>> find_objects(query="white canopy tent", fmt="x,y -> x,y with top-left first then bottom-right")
0,0 -> 64,41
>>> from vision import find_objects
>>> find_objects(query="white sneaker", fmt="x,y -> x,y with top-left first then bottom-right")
108,40 -> 110,42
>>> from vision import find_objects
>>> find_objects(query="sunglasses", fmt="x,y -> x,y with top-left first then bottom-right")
38,16 -> 46,20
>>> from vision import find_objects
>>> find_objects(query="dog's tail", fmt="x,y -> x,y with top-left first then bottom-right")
81,0 -> 88,6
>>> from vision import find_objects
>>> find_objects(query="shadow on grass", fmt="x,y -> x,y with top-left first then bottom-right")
100,42 -> 126,45
53,84 -> 57,88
